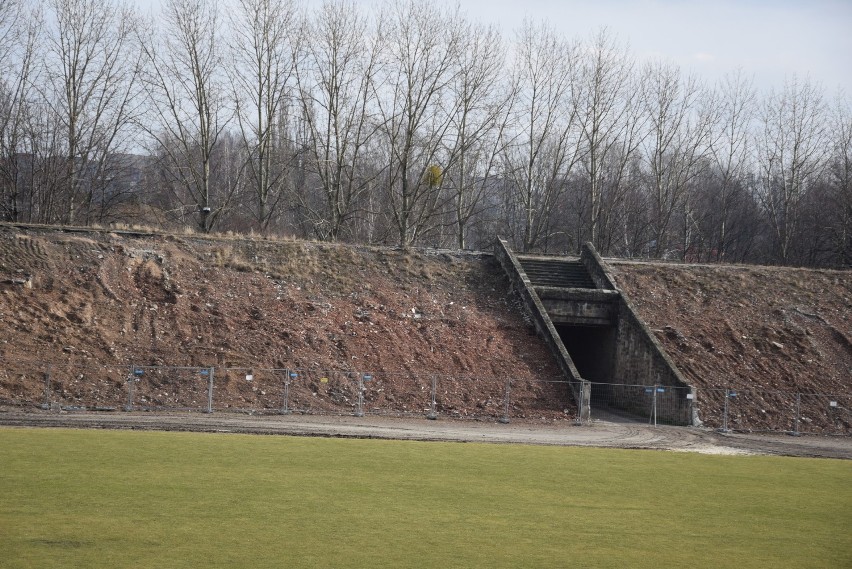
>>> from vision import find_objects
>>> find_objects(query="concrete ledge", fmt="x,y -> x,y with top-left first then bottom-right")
580,244 -> 618,290
580,243 -> 700,426
534,287 -> 620,302
494,239 -> 589,420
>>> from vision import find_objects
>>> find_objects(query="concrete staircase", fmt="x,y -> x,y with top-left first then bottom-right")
494,238 -> 697,426
516,254 -> 619,327
517,257 -> 596,289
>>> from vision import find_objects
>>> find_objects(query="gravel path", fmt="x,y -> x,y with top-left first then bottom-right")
1,411 -> 849,459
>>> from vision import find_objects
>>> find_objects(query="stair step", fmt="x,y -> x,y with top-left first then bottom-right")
518,258 -> 597,289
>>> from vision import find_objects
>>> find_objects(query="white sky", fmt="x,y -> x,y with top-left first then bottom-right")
449,0 -> 852,96
138,0 -> 852,98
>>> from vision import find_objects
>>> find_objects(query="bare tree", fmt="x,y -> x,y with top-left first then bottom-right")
705,69 -> 755,261
294,0 -> 384,241
0,0 -> 24,69
640,60 -> 713,258
42,0 -> 143,225
440,20 -> 509,250
228,0 -> 301,233
824,95 -> 852,266
500,21 -> 581,252
375,0 -> 464,248
141,0 -> 233,233
573,28 -> 644,253
754,75 -> 828,264
0,0 -> 40,221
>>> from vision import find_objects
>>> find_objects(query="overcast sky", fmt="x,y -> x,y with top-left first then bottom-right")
140,0 -> 852,98
446,0 -> 852,96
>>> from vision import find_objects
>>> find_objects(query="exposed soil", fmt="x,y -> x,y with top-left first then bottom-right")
607,260 -> 852,432
0,224 -> 849,436
1,412 -> 849,460
0,225 -> 568,420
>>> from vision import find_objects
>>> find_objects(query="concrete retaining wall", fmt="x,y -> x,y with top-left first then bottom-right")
494,239 -> 590,420
581,243 -> 699,425
493,239 -> 583,383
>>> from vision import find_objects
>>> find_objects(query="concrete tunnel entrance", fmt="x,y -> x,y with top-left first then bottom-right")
555,324 -> 621,411
555,324 -> 616,383
497,242 -> 694,425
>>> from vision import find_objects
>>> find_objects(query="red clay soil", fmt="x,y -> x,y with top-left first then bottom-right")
0,226 -> 569,421
1,225 -> 849,432
607,260 -> 852,432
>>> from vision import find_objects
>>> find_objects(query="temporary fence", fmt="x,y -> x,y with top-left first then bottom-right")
588,382 -> 694,426
696,388 -> 851,436
0,360 -> 848,434
0,361 -> 575,423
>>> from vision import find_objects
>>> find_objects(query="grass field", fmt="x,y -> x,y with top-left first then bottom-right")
1,428 -> 850,568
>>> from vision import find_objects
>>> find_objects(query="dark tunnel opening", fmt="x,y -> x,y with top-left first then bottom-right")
555,324 -> 630,414
556,324 -> 617,383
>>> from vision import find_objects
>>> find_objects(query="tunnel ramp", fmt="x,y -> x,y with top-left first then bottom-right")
495,239 -> 698,426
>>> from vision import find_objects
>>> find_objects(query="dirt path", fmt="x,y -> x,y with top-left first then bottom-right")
1,412 -> 849,459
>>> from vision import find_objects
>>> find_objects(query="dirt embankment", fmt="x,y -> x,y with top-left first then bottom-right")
0,225 -> 849,432
608,261 -> 851,431
0,226 -> 567,419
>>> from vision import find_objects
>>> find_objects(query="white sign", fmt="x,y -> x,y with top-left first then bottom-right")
686,393 -> 694,400
830,401 -> 838,407
246,374 -> 253,381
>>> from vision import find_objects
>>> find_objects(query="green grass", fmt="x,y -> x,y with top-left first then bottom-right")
1,428 -> 850,568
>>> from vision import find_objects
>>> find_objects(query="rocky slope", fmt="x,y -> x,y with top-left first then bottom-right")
0,225 -> 566,420
608,261 -> 851,432
0,224 -> 848,431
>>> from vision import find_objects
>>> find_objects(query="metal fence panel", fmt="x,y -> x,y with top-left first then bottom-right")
47,363 -> 128,411
1,359 -> 849,435
589,382 -> 692,425
701,388 -> 796,433
282,369 -> 360,416
695,389 -> 852,435
215,368 -> 287,413
0,361 -> 50,408
0,361 -> 129,411
360,373 -> 432,418
129,366 -> 212,412
435,375 -> 504,420
507,379 -> 575,422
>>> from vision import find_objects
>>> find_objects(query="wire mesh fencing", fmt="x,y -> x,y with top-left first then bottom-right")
698,388 -> 851,435
798,393 -> 852,435
0,360 -> 52,408
0,361 -> 579,422
128,365 -> 215,412
587,382 -> 694,426
0,360 -> 849,434
0,361 -> 130,411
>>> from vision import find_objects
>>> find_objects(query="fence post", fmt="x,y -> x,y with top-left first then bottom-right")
206,367 -> 214,413
721,388 -> 730,432
574,381 -> 582,424
426,375 -> 437,420
688,387 -> 700,427
125,365 -> 135,412
354,373 -> 364,417
42,364 -> 52,410
281,370 -> 291,415
793,392 -> 801,436
650,385 -> 658,427
498,379 -> 511,424
578,381 -> 591,424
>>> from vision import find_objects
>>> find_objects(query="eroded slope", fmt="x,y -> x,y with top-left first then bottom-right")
0,227 -> 566,418
608,261 -> 851,430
